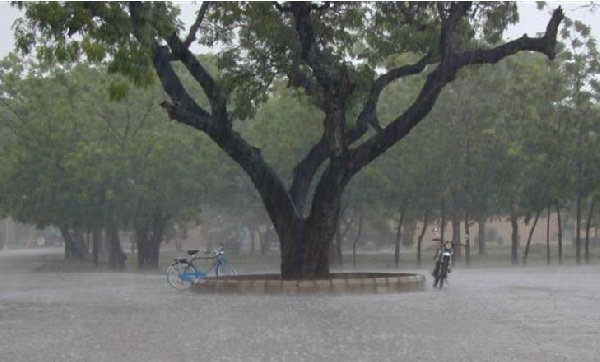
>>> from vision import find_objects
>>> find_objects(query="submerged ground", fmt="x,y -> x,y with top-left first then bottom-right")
1,248 -> 599,361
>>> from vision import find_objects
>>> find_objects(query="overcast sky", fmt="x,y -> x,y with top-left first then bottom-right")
1,1 -> 599,58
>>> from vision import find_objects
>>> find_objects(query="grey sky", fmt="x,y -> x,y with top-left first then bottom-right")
1,1 -> 599,58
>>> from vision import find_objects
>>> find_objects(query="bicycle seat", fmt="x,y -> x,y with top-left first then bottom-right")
186,250 -> 199,256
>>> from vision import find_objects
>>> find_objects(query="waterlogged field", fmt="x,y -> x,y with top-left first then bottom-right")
1,248 -> 600,362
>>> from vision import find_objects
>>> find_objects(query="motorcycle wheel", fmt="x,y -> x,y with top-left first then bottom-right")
437,257 -> 449,289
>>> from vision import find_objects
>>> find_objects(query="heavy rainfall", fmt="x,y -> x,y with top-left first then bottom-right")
1,2 -> 600,361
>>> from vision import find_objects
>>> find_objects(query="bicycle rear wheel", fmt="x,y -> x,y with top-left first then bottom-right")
167,261 -> 197,291
216,263 -> 237,278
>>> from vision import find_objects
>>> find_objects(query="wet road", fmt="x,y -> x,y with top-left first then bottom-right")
1,249 -> 599,362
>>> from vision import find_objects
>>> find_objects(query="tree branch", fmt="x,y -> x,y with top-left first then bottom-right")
290,135 -> 329,214
152,45 -> 212,122
440,2 -> 472,58
459,7 -> 564,65
166,33 -> 222,107
352,52 -> 435,134
289,2 -> 334,90
154,40 -> 298,230
159,101 -> 211,131
183,2 -> 211,49
288,52 -> 434,211
348,6 -> 564,174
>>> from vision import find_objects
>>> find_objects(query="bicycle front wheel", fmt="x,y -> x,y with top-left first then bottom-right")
216,263 -> 237,278
167,262 -> 197,291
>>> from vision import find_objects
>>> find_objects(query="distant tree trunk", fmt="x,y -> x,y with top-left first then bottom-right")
106,222 -> 126,270
546,206 -> 551,265
417,211 -> 428,268
440,198 -> 446,242
510,209 -> 519,265
331,203 -> 352,267
451,191 -> 462,260
575,121 -> 583,265
556,204 -> 563,265
464,208 -> 470,267
477,215 -> 486,256
335,229 -> 343,267
260,226 -> 274,256
394,206 -> 406,267
250,224 -> 259,254
135,212 -> 167,270
332,210 -> 351,268
59,226 -> 89,261
522,211 -> 541,265
585,198 -> 596,264
174,225 -> 185,253
451,213 -> 461,260
352,203 -> 363,268
92,228 -> 102,267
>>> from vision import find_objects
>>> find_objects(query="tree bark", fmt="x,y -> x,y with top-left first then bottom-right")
522,210 -> 541,265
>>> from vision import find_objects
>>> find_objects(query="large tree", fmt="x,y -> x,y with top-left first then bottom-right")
14,2 -> 564,279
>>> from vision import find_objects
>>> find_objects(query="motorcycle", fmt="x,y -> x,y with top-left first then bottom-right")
432,241 -> 453,289
431,229 -> 468,289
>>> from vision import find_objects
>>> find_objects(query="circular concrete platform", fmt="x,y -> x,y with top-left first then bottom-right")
190,272 -> 425,294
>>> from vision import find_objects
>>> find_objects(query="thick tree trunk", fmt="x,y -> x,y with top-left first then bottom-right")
477,215 -> 486,256
556,204 -> 563,265
417,211 -> 428,268
394,207 -> 405,266
510,209 -> 519,265
279,169 -> 349,279
522,211 -> 540,265
585,199 -> 596,264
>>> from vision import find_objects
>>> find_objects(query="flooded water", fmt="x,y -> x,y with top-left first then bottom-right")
1,249 -> 599,361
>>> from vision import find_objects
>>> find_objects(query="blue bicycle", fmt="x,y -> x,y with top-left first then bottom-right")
166,244 -> 237,291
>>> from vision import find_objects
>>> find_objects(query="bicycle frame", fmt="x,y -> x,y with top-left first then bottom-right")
177,252 -> 227,282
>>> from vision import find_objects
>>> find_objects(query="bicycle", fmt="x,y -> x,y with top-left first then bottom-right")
166,244 -> 237,291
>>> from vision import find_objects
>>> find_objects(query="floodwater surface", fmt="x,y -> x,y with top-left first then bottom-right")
1,249 -> 599,362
